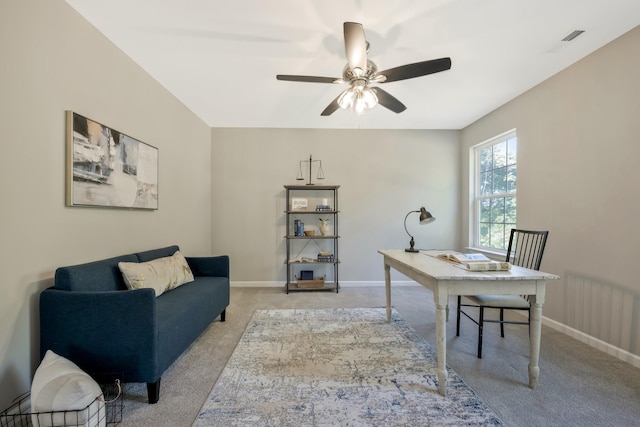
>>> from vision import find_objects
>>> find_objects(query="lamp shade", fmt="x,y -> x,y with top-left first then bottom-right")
419,207 -> 435,224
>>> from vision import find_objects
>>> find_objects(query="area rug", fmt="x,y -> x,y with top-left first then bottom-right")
193,308 -> 503,426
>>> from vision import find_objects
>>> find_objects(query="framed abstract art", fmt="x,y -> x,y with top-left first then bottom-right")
66,111 -> 158,210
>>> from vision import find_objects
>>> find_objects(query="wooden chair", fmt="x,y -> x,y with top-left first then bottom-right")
456,229 -> 549,358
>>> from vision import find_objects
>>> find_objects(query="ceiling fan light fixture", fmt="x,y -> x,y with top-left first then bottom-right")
338,88 -> 357,109
276,22 -> 452,116
361,86 -> 378,109
339,85 -> 378,114
354,94 -> 366,114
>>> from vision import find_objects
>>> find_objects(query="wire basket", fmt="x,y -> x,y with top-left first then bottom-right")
0,379 -> 122,427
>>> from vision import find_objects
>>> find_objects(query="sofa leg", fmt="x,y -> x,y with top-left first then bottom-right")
147,379 -> 161,404
220,309 -> 226,322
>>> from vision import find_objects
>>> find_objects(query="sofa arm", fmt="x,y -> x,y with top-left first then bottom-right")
39,287 -> 159,381
186,255 -> 229,278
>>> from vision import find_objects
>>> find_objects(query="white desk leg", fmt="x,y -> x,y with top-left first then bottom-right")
435,287 -> 449,395
528,284 -> 545,389
384,263 -> 392,323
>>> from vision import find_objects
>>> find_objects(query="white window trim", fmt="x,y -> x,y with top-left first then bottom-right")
468,129 -> 517,256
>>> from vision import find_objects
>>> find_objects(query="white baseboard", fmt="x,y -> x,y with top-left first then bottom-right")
230,281 -> 420,288
338,281 -> 420,287
229,281 -> 640,368
541,316 -> 640,369
231,281 -> 282,287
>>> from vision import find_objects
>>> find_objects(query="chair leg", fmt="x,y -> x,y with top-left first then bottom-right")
500,308 -> 505,337
456,296 -> 462,336
478,306 -> 484,358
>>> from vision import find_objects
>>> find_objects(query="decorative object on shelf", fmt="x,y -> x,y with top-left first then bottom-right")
300,270 -> 314,280
66,111 -> 158,210
316,197 -> 332,211
296,154 -> 325,185
404,207 -> 436,252
291,197 -> 308,211
319,219 -> 329,236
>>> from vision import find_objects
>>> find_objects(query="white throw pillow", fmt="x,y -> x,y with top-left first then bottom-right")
31,350 -> 105,427
118,250 -> 194,297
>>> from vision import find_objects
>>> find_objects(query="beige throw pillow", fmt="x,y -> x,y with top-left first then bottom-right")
118,251 -> 194,297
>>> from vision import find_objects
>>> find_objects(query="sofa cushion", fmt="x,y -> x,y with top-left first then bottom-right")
118,251 -> 194,297
155,276 -> 228,371
55,254 -> 138,292
31,350 -> 105,427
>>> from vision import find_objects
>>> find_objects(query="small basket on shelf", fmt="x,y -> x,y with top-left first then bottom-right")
295,275 -> 325,288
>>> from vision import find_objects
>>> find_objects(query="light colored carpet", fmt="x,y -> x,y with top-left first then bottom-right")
193,307 -> 503,426
116,286 -> 640,426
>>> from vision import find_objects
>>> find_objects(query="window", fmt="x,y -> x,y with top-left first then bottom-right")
472,130 -> 517,251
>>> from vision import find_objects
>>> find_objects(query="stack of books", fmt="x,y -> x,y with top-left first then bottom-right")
315,204 -> 332,211
317,251 -> 335,262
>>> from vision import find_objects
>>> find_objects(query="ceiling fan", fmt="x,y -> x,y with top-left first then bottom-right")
276,22 -> 452,116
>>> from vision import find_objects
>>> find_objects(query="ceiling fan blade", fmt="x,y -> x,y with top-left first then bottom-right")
343,22 -> 367,74
378,57 -> 451,83
372,88 -> 406,113
276,75 -> 339,84
320,95 -> 341,116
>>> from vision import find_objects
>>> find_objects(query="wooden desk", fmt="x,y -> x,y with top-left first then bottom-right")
379,249 -> 559,395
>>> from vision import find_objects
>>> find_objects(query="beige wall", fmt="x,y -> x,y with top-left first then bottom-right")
210,128 -> 460,284
461,26 -> 640,362
0,0 -> 213,408
2,0 -> 638,412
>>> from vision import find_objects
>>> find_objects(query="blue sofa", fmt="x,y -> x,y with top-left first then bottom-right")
39,245 -> 230,404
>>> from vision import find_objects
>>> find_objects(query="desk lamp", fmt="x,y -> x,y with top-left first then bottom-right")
404,207 -> 435,252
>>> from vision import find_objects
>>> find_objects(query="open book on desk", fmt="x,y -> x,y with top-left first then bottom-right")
423,250 -> 511,271
436,252 -> 491,263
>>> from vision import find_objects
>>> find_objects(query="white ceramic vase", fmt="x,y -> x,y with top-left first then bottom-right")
319,219 -> 329,236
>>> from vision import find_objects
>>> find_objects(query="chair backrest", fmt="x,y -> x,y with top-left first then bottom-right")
505,229 -> 548,270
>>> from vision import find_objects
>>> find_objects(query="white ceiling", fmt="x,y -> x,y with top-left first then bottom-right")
65,0 -> 640,130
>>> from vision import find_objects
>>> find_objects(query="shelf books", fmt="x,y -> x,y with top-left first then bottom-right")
436,252 -> 491,263
315,205 -> 332,211
317,251 -> 334,262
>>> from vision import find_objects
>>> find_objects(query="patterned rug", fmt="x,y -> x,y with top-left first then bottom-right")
193,308 -> 503,426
